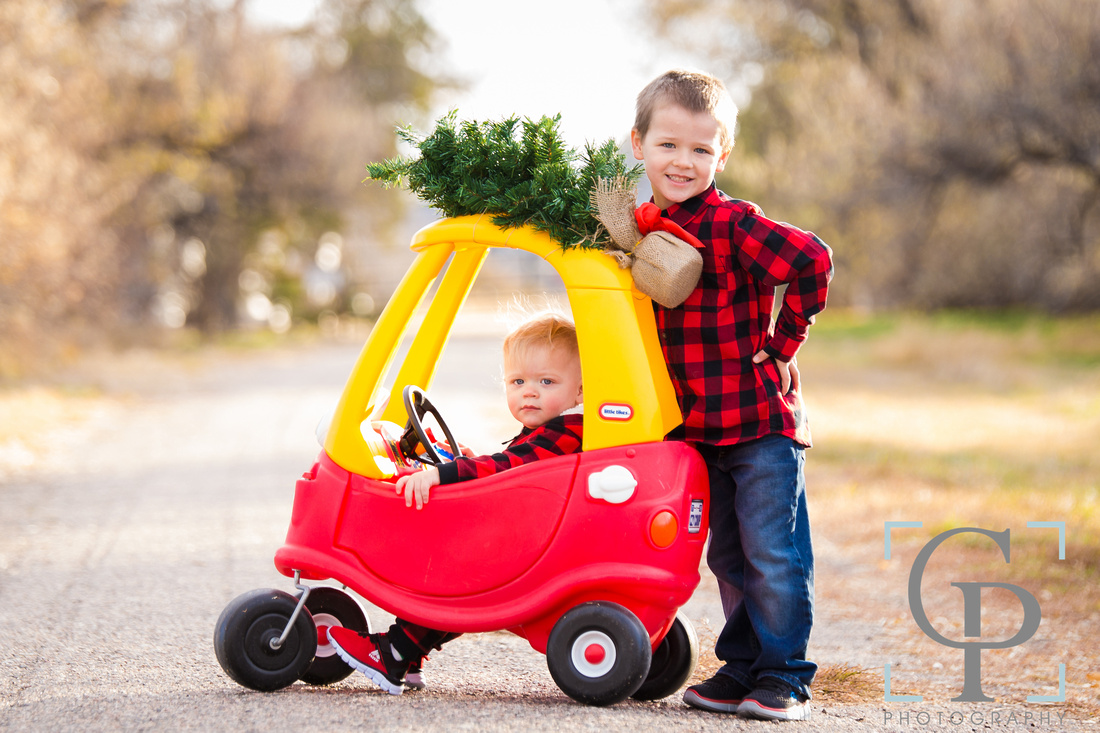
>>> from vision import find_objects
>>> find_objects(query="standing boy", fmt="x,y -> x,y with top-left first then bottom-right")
630,69 -> 833,721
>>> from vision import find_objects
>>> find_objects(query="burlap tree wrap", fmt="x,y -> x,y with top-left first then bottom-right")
592,177 -> 703,308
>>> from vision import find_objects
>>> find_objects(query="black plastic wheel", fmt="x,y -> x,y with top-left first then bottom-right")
546,601 -> 652,706
631,612 -> 699,700
214,588 -> 317,692
298,586 -> 371,686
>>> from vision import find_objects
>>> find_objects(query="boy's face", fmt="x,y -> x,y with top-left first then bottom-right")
631,103 -> 730,210
503,344 -> 583,430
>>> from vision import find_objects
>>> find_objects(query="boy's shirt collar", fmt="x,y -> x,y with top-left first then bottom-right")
661,182 -> 722,228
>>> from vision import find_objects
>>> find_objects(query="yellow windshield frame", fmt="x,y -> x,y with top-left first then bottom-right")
323,215 -> 681,479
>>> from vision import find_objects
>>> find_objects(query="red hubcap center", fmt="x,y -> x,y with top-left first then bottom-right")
584,643 -> 606,665
316,625 -> 331,644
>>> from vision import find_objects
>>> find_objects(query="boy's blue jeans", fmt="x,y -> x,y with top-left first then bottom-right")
697,434 -> 816,698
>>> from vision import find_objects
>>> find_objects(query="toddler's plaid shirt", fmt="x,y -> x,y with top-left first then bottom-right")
435,413 -> 583,484
654,185 -> 833,447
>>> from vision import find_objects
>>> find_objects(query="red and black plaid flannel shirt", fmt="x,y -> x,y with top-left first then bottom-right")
435,413 -> 583,484
654,184 -> 833,447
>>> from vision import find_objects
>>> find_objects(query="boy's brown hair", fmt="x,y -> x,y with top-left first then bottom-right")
502,312 -> 579,363
634,69 -> 738,155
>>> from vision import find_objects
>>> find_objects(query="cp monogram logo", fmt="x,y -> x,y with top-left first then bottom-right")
907,527 -> 1042,702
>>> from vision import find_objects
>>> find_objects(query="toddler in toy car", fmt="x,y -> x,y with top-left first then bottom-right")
328,312 -> 584,695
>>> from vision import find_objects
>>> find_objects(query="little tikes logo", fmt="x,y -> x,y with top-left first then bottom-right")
599,403 -> 633,421
883,522 -> 1066,703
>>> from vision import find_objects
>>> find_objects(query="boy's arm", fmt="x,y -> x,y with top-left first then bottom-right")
436,415 -> 583,484
734,212 -> 834,362
395,467 -> 439,510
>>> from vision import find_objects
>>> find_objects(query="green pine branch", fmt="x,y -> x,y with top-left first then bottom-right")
365,111 -> 641,249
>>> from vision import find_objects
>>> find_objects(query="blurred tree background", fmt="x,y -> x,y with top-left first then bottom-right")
1,0 -> 441,376
2,0 -> 1098,379
646,0 -> 1100,312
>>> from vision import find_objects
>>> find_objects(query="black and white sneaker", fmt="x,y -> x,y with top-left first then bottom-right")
682,673 -> 752,713
737,678 -> 811,721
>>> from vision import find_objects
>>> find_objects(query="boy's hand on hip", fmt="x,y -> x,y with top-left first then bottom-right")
395,467 -> 440,510
753,351 -> 799,394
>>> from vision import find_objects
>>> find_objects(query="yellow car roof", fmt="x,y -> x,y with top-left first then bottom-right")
324,215 -> 681,479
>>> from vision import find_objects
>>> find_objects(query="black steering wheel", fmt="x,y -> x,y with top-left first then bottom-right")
399,385 -> 461,467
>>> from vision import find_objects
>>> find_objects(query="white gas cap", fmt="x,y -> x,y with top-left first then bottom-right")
587,465 -> 637,504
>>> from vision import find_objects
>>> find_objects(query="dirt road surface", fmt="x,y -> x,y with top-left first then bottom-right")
1,334 -> 1093,732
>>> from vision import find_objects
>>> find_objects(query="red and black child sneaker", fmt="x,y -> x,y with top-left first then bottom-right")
327,628 -> 411,695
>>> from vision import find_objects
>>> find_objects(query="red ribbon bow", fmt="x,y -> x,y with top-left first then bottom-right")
634,202 -> 704,249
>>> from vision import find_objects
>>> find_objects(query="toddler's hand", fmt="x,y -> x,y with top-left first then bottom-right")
753,351 -> 799,394
395,467 -> 440,510
441,440 -> 475,458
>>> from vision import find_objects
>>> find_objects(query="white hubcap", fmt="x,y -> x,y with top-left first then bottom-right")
570,630 -> 616,678
311,613 -> 342,658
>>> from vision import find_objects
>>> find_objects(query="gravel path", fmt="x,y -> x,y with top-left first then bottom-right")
0,338 -> 1091,732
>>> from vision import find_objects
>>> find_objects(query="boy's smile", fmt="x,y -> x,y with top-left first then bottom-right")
631,103 -> 731,210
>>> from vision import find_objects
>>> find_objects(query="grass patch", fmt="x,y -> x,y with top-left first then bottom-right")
815,442 -> 1099,495
690,647 -> 881,704
688,623 -> 720,685
0,386 -> 105,447
814,664 -> 881,703
802,310 -> 1100,616
0,384 -> 119,477
810,310 -> 900,340
805,309 -> 1100,378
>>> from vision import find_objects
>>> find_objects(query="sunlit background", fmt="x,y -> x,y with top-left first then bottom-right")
3,2 -> 1099,710
252,0 -> 701,148
2,0 -> 1098,374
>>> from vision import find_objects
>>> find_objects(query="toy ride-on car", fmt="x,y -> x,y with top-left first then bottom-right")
214,216 -> 711,705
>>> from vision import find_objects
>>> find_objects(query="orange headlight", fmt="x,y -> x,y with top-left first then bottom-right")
649,510 -> 678,548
